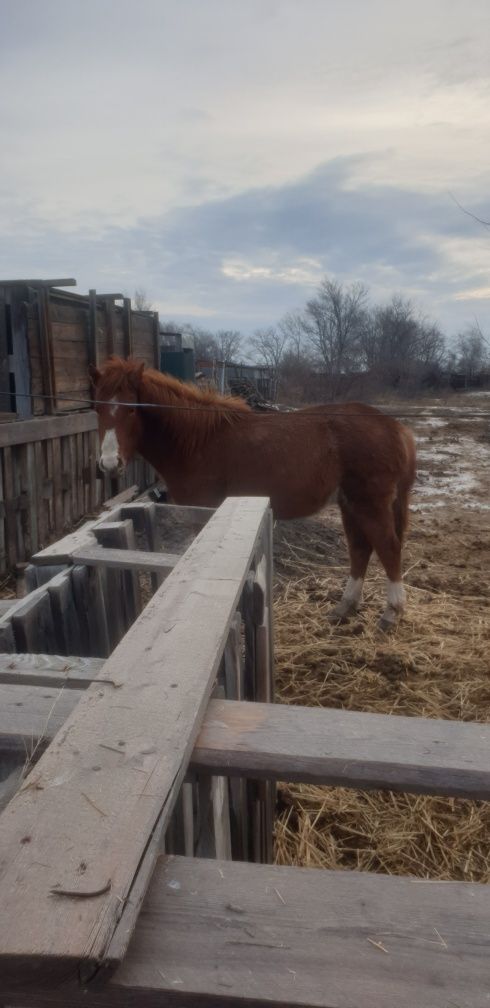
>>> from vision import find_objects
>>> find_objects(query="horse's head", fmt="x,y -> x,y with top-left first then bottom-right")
89,358 -> 145,476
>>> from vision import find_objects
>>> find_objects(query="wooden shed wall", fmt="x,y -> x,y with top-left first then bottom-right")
2,285 -> 160,418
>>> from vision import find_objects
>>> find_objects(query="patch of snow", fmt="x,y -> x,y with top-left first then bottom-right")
414,417 -> 448,428
412,432 -> 489,512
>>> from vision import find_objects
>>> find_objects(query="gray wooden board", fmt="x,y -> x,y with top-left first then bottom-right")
0,601 -> 15,617
32,505 -> 121,565
193,699 -> 490,800
0,578 -> 62,636
5,690 -> 489,802
0,653 -> 105,689
92,520 -> 140,640
10,591 -> 58,655
0,683 -> 84,750
47,571 -> 83,656
105,854 -> 490,1008
102,485 -> 139,510
71,564 -> 111,659
0,412 -> 96,449
0,496 -> 269,987
122,502 -> 214,523
72,545 -> 181,572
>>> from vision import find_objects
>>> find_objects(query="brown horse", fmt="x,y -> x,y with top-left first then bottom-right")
90,357 -> 416,629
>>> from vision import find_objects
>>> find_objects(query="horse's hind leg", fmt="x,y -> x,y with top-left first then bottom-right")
358,498 -> 406,631
330,496 -> 373,622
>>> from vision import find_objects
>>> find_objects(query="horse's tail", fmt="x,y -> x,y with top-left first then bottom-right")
393,426 -> 417,543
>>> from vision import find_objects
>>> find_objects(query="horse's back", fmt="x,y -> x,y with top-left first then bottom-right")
300,401 -> 415,490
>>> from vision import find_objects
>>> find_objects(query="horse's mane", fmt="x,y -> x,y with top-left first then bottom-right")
96,357 -> 251,453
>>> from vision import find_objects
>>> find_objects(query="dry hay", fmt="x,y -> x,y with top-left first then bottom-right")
272,509 -> 490,881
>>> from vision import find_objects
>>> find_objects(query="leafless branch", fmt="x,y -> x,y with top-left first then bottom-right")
448,192 -> 490,230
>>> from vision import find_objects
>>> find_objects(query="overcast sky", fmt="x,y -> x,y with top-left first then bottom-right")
1,0 -> 490,339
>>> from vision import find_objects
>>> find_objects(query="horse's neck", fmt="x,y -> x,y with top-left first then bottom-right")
137,390 -> 219,470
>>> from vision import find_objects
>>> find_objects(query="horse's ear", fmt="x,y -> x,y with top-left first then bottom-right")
89,364 -> 101,386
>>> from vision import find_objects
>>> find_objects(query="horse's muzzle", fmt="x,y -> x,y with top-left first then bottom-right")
99,456 -> 125,477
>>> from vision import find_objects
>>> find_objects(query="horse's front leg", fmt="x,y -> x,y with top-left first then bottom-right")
330,498 -> 372,622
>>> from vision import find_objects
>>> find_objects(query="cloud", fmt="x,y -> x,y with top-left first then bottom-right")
3,154 -> 488,336
221,257 -> 323,286
1,0 -> 490,338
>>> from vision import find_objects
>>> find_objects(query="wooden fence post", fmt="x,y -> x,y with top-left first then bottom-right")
123,298 -> 132,357
88,289 -> 98,374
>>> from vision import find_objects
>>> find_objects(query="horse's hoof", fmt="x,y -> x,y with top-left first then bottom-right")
378,606 -> 401,633
329,600 -> 359,623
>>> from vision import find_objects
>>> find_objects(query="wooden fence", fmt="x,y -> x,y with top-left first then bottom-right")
0,412 -> 154,574
0,497 -> 488,1007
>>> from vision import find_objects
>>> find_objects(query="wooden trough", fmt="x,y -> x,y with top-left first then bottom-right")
0,496 -> 489,1007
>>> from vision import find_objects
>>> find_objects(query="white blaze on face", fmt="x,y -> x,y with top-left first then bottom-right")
100,427 -> 120,472
100,399 -> 121,473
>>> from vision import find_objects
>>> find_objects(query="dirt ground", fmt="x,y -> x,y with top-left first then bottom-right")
273,391 -> 490,879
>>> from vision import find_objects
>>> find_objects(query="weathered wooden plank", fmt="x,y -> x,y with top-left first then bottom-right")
46,571 -> 83,656
0,497 -> 269,986
0,574 -> 65,648
0,278 -> 76,288
102,484 -> 139,510
193,699 -> 490,800
6,691 -> 490,803
10,591 -> 58,654
122,297 -> 132,355
0,763 -> 24,813
0,653 -> 105,689
121,501 -> 163,590
72,545 -> 180,573
25,440 -> 39,555
211,774 -> 232,859
9,292 -> 32,419
129,501 -> 214,524
0,620 -> 15,653
37,288 -> 56,414
34,439 -> 49,547
88,289 -> 98,369
92,520 -> 140,642
0,600 -> 15,617
0,412 -> 96,449
106,854 -> 490,1008
223,614 -> 248,860
51,436 -> 63,532
32,505 -> 121,564
0,449 -> 6,574
0,683 -> 84,751
2,445 -> 17,569
71,564 -> 111,659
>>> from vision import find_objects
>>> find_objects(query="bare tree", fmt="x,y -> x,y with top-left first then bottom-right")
215,330 -> 242,363
302,278 -> 369,395
249,326 -> 289,370
456,325 -> 489,381
361,296 -> 447,390
134,288 -> 153,311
